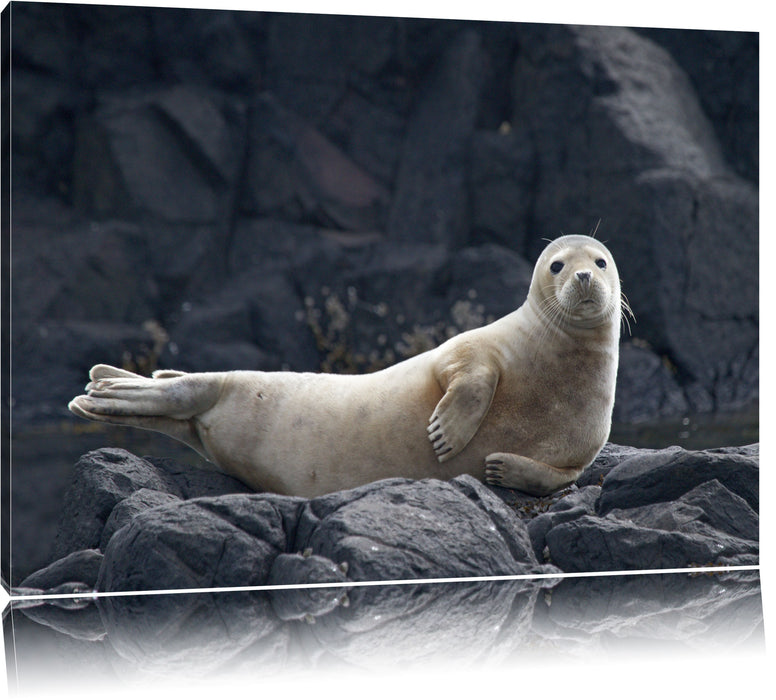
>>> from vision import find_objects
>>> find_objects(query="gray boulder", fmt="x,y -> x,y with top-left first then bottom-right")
293,475 -> 546,583
528,443 -> 759,572
597,444 -> 759,514
545,513 -> 757,573
51,448 -> 252,561
98,494 -> 303,592
96,474 -> 553,593
36,448 -> 559,595
24,441 -> 757,596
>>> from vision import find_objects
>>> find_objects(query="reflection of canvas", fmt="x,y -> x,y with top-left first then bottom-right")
5,4 -> 758,594
6,572 -> 764,685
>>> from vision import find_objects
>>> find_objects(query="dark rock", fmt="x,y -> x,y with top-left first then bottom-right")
94,474 -> 551,593
19,549 -> 103,591
443,244 -> 534,322
33,441 -> 755,593
532,444 -> 759,571
295,475 -> 552,582
99,488 -> 182,551
11,320 -> 164,424
528,505 -> 590,564
97,494 -> 301,592
525,484 -> 602,559
637,28 -> 759,183
548,485 -> 603,515
267,553 -> 350,621
52,449 -> 180,560
290,241 -> 452,372
575,442 -> 646,487
11,215 -> 162,329
151,8 -> 265,93
241,94 -> 390,231
72,85 -> 246,223
512,24 -> 758,413
388,30 -> 486,245
52,448 -> 251,560
597,445 -> 759,514
285,241 -> 534,376
609,479 -> 758,542
469,127 -> 534,250
545,514 -> 757,573
140,455 -> 251,499
613,341 -> 689,423
263,13 -> 401,130
88,467 -> 556,592
159,221 -> 339,372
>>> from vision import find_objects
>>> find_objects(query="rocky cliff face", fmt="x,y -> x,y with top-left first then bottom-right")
6,6 -> 758,428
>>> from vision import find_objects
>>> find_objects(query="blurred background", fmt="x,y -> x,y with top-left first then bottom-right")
2,2 -> 758,583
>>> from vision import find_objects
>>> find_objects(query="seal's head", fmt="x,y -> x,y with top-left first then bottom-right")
529,235 -> 621,330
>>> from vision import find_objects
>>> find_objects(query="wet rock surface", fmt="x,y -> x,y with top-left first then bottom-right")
16,441 -> 758,596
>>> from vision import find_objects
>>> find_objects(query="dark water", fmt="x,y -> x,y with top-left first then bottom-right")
5,409 -> 758,586
609,407 -> 759,450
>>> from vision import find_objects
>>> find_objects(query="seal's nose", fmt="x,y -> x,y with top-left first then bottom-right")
576,270 -> 592,288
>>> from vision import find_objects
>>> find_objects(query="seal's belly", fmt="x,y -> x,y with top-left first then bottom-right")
467,376 -> 613,468
203,361 -> 443,495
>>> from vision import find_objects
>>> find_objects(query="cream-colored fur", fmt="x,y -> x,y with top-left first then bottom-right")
69,235 -> 621,498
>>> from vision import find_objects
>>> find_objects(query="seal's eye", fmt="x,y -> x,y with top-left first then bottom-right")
595,258 -> 607,269
550,261 -> 564,274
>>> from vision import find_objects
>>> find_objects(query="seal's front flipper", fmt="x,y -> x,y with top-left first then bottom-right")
427,363 -> 499,462
484,452 -> 583,496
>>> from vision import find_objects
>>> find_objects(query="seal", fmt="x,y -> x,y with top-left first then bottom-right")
69,234 -> 623,498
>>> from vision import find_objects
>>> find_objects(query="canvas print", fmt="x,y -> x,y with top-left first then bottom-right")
1,1 -> 759,605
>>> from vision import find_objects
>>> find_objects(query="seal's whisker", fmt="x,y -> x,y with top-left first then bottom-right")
619,291 -> 635,336
532,298 -> 565,354
620,290 -> 635,319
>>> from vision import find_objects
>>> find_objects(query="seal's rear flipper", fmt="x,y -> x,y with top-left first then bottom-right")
88,364 -> 145,381
484,452 -> 584,496
68,364 -> 224,459
68,393 -> 210,459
